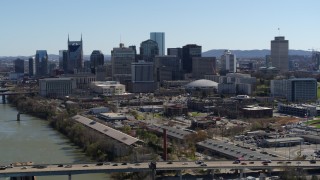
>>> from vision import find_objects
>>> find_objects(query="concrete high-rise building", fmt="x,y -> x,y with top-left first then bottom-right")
192,57 -> 217,79
67,35 -> 83,73
111,43 -> 136,84
35,50 -> 48,77
220,50 -> 236,73
59,50 -> 68,72
167,48 -> 182,60
150,32 -> 165,56
14,58 -> 24,74
182,44 -> 202,73
130,60 -> 156,93
140,39 -> 159,62
271,36 -> 289,72
28,57 -> 36,76
90,50 -> 104,74
131,61 -> 154,83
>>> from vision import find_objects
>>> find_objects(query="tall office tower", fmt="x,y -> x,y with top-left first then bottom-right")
35,50 -> 48,77
132,61 -> 154,83
129,45 -> 138,61
90,50 -> 104,74
182,44 -> 202,73
150,32 -> 165,56
192,57 -> 217,79
111,43 -> 136,84
67,35 -> 83,73
220,50 -> 236,74
14,58 -> 24,74
130,60 -> 156,93
167,48 -> 182,60
140,39 -> 159,62
271,36 -> 289,72
59,50 -> 68,72
28,57 -> 36,76
154,55 -> 182,82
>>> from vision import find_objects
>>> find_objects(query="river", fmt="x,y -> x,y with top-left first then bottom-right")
0,96 -> 110,180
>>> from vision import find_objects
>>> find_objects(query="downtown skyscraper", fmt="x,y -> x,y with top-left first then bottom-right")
67,35 -> 83,73
270,36 -> 289,72
150,32 -> 165,56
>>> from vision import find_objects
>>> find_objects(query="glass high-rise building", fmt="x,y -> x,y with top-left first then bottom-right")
59,50 -> 68,72
150,32 -> 165,56
140,39 -> 159,62
67,35 -> 83,73
35,50 -> 48,77
90,50 -> 104,74
14,58 -> 24,74
28,57 -> 35,77
271,36 -> 289,72
182,44 -> 202,73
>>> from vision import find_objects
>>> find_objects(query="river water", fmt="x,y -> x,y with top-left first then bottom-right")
0,96 -> 110,180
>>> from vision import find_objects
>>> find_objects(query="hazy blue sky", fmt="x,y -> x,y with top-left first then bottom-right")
0,0 -> 319,56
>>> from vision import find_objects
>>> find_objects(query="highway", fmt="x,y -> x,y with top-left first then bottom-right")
0,160 -> 319,178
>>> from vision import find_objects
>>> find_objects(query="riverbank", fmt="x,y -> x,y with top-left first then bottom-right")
7,94 -> 114,162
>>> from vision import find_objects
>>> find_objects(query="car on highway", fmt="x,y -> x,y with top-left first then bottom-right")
21,166 -> 27,170
57,164 -> 63,167
0,166 -> 6,170
263,160 -> 272,163
249,161 -> 254,164
233,160 -> 240,164
310,160 -> 316,164
112,163 -> 118,166
182,162 -> 188,165
241,162 -> 247,165
64,165 -> 72,168
195,160 -> 204,165
32,165 -> 47,169
96,162 -> 103,166
167,161 -> 173,164
121,162 -> 127,165
200,163 -> 207,167
83,165 -> 89,167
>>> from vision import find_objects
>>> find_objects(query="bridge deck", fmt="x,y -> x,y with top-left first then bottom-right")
0,160 -> 319,177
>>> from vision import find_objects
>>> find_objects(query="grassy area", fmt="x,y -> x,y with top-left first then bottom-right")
305,119 -> 320,125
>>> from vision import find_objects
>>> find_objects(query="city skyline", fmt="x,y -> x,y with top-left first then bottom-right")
0,0 -> 319,56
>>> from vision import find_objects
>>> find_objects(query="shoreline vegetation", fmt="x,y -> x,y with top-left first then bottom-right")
7,94 -> 153,179
8,94 -> 113,162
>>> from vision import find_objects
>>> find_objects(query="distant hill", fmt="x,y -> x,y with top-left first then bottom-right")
202,49 -> 312,58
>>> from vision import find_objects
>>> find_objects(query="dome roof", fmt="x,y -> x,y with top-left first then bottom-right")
184,79 -> 218,88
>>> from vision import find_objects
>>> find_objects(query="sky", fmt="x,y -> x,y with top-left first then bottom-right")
0,0 -> 319,56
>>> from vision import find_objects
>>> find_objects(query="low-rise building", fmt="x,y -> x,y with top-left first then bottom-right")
89,107 -> 109,114
278,103 -> 317,117
241,106 -> 273,118
90,81 -> 125,95
164,103 -> 188,117
98,113 -> 127,121
39,78 -> 76,98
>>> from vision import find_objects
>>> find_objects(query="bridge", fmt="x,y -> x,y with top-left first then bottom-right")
0,160 -> 319,179
0,91 -> 38,103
